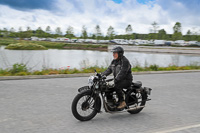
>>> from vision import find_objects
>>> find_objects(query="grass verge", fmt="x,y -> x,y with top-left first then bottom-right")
0,63 -> 200,76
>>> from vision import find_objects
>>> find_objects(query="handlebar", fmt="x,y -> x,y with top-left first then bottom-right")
106,78 -> 114,82
95,72 -> 107,80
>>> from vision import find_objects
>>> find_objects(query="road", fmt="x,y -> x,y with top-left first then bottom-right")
0,72 -> 200,133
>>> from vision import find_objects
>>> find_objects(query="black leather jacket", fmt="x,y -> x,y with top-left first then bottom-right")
102,56 -> 133,82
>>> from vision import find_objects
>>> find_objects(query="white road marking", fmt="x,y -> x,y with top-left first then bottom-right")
0,118 -> 13,123
155,124 -> 200,133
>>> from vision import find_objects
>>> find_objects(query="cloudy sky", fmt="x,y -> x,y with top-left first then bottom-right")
0,0 -> 200,36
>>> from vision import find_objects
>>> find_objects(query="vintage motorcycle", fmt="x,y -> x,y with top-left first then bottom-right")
71,70 -> 152,121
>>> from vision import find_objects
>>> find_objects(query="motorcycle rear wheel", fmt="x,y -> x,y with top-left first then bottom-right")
71,90 -> 97,121
126,91 -> 147,114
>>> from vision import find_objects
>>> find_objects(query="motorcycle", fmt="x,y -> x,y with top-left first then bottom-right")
71,70 -> 152,121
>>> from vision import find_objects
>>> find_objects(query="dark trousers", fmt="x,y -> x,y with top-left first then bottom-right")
106,79 -> 132,102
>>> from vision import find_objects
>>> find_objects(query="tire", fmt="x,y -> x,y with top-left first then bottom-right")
71,90 -> 98,121
126,90 -> 147,114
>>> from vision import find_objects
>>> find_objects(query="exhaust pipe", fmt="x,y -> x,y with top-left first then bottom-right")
127,106 -> 145,111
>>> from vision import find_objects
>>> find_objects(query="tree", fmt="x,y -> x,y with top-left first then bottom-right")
0,28 -> 3,37
10,27 -> 15,32
198,36 -> 200,42
172,22 -> 182,41
91,34 -> 96,39
95,25 -> 102,40
45,26 -> 51,34
151,21 -> 159,33
27,27 -> 31,31
18,27 -> 23,32
184,30 -> 192,41
173,22 -> 182,33
18,27 -> 23,38
172,32 -> 182,41
125,24 -> 133,40
43,26 -> 52,37
125,24 -> 133,35
158,29 -> 167,40
55,27 -> 62,36
148,33 -> 158,40
186,30 -> 191,35
25,27 -> 32,38
66,26 -> 74,39
2,28 -> 9,37
107,26 -> 115,40
36,27 -> 45,37
9,27 -> 16,37
81,25 -> 88,39
191,27 -> 198,35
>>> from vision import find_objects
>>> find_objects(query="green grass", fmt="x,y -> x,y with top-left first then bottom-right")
5,43 -> 47,50
0,38 -> 19,45
62,44 -> 107,50
0,63 -> 200,76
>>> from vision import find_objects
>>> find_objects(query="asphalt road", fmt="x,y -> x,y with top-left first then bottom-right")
0,72 -> 200,133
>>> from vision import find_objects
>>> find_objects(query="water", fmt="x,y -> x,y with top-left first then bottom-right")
0,45 -> 200,71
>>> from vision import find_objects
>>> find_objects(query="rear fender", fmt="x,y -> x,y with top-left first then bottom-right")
144,87 -> 152,95
135,87 -> 152,95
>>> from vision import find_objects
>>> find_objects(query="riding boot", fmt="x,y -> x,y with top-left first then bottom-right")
117,101 -> 126,109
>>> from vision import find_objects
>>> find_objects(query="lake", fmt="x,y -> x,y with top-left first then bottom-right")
0,45 -> 200,70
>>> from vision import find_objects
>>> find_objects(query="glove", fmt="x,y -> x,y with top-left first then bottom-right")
101,73 -> 107,79
102,75 -> 107,79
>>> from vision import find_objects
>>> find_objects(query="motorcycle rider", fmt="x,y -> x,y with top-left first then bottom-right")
102,46 -> 133,109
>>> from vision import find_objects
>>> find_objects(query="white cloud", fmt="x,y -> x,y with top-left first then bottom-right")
0,0 -> 199,36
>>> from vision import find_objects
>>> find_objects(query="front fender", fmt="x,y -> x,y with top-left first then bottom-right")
78,86 -> 90,93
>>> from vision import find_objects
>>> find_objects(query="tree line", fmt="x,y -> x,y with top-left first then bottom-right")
0,22 -> 200,41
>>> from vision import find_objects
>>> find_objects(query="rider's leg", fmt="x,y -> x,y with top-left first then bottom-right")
115,80 -> 132,109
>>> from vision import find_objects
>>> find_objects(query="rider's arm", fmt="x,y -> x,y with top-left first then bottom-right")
115,59 -> 130,83
102,64 -> 112,76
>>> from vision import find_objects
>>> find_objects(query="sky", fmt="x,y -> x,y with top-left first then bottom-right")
0,0 -> 200,36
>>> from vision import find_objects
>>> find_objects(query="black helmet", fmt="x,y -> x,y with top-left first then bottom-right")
111,46 -> 124,58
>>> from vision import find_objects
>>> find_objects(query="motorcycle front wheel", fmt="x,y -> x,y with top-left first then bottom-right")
71,90 -> 97,121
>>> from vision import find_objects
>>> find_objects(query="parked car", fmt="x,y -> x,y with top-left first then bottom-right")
50,38 -> 57,42
154,40 -> 166,46
31,36 -> 39,41
56,37 -> 69,42
188,41 -> 198,45
174,40 -> 187,46
165,41 -> 174,46
84,39 -> 93,43
77,39 -> 85,43
38,38 -> 46,41
112,39 -> 129,45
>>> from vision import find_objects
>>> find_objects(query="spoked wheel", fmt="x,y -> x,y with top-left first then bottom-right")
71,90 -> 97,121
126,90 -> 147,114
